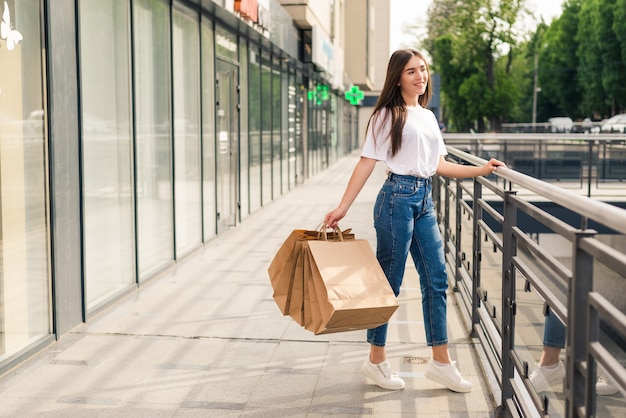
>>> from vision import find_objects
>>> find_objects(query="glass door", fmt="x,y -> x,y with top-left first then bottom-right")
215,59 -> 239,232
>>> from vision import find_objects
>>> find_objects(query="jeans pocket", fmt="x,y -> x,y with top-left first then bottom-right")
394,182 -> 418,197
373,190 -> 386,222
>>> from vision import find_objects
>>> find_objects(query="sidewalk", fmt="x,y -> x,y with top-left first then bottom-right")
0,152 -> 498,417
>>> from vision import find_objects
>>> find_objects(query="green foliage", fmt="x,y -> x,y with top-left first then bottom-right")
426,0 -> 526,131
615,0 -> 626,63
432,35 -> 475,131
504,40 -> 534,122
420,0 -> 626,130
538,3 -> 581,118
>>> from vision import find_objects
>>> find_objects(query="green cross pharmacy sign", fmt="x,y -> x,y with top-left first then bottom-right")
345,86 -> 364,105
308,85 -> 329,105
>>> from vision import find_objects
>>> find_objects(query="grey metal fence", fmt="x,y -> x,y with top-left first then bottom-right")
434,140 -> 626,417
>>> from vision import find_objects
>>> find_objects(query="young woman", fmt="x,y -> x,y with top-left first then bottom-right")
324,48 -> 505,392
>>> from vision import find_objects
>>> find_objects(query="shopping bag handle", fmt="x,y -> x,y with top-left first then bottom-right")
317,222 -> 344,241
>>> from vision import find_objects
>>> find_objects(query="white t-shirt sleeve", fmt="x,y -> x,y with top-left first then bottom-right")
431,112 -> 447,157
361,110 -> 391,161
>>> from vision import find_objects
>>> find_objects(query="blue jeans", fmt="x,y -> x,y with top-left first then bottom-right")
544,309 -> 566,348
367,174 -> 448,347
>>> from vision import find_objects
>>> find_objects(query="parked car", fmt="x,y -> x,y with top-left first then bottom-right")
600,113 -> 626,133
548,117 -> 574,133
571,117 -> 601,134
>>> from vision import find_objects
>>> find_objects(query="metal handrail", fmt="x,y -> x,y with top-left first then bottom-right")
448,146 -> 626,235
435,143 -> 626,417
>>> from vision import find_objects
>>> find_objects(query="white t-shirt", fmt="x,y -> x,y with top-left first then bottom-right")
361,105 -> 447,178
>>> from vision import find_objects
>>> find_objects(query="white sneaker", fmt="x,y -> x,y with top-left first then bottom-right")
596,375 -> 618,396
529,361 -> 565,393
361,359 -> 405,390
424,360 -> 473,392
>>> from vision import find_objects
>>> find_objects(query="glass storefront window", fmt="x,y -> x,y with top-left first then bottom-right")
214,26 -> 239,233
79,0 -> 135,310
172,5 -> 202,256
133,0 -> 174,280
271,56 -> 281,200
329,94 -> 338,164
0,0 -> 50,362
294,71 -> 304,185
308,79 -> 326,177
261,51 -> 272,206
238,39 -> 249,220
281,64 -> 290,193
248,46 -> 261,213
287,70 -> 297,190
202,18 -> 217,240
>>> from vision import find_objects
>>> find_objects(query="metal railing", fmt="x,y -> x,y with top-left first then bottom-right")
443,133 -> 626,200
433,139 -> 626,417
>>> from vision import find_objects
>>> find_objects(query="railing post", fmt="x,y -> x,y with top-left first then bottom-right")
501,190 -> 518,405
444,176 -> 451,261
587,294 -> 600,418
433,176 -> 441,217
565,229 -> 596,417
471,178 -> 483,334
454,179 -> 463,291
587,140 -> 593,198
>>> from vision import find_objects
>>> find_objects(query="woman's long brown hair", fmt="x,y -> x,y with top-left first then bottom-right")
365,49 -> 432,157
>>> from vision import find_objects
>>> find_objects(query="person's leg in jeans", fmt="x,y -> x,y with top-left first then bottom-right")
539,309 -> 566,366
529,310 -> 566,393
408,182 -> 450,360
361,176 -> 418,390
366,177 -> 417,360
409,181 -> 472,392
531,309 -> 617,395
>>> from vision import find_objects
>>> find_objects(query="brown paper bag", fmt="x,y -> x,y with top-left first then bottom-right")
268,227 -> 354,315
305,239 -> 399,335
303,247 -> 324,332
269,230 -> 307,315
286,240 -> 307,325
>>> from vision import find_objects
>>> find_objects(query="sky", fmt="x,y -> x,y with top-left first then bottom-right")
389,0 -> 566,52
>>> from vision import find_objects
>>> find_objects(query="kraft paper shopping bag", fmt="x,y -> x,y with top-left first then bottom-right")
268,229 -> 314,314
302,246 -> 324,333
268,227 -> 354,315
286,240 -> 307,326
305,239 -> 399,335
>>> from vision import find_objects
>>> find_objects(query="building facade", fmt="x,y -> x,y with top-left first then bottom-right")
0,0 -> 389,373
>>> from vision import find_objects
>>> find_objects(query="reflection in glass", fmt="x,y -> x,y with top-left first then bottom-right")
271,57 -> 281,200
215,59 -> 238,232
287,73 -> 296,190
79,0 -> 135,309
249,47 -> 261,213
133,0 -> 174,280
172,6 -> 202,256
239,39 -> 250,220
201,19 -> 217,240
0,0 -> 50,361
281,66 -> 290,193
261,52 -> 272,206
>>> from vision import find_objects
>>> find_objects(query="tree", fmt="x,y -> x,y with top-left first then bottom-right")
577,0 -> 610,116
432,35 -> 473,131
538,1 -> 582,119
502,36 -> 541,123
615,0 -> 626,80
426,0 -> 528,132
596,0 -> 626,115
